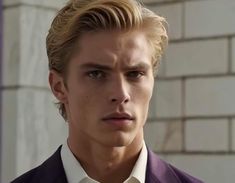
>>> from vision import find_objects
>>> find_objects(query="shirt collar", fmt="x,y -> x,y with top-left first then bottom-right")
126,141 -> 147,183
61,140 -> 147,183
61,140 -> 98,183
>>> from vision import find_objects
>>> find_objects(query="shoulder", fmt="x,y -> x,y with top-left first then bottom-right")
146,149 -> 204,183
167,163 -> 204,183
11,146 -> 67,183
10,166 -> 41,183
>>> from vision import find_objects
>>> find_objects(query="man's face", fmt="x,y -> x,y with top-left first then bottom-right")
63,30 -> 154,147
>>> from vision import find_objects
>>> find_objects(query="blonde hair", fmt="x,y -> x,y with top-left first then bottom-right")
46,0 -> 168,120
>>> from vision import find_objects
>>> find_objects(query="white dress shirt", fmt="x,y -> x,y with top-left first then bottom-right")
61,140 -> 148,183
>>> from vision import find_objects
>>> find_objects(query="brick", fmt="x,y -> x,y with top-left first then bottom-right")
162,155 -> 235,183
15,88 -> 67,176
185,119 -> 229,151
143,0 -> 168,3
185,1 -> 235,38
20,6 -> 55,87
3,0 -> 66,9
1,90 -> 18,183
3,8 -> 20,87
144,0 -> 182,3
232,37 -> 235,73
147,3 -> 183,40
1,88 -> 67,182
232,119 -> 235,151
185,77 -> 235,116
149,79 -> 182,118
156,57 -> 166,77
3,6 -> 56,87
144,121 -> 183,152
165,39 -> 228,77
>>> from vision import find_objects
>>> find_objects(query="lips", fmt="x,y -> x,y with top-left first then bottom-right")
102,112 -> 134,121
102,113 -> 134,128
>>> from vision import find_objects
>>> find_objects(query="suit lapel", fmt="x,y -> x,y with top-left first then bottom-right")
145,149 -> 180,183
31,146 -> 184,183
31,146 -> 68,183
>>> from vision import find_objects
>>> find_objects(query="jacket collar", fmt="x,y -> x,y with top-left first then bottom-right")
32,146 -> 68,183
34,146 -> 182,183
145,149 -> 180,183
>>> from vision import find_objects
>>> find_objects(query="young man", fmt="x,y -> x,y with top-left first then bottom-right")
12,0 -> 203,182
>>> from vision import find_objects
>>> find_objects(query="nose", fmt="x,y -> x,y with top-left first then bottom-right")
109,75 -> 131,104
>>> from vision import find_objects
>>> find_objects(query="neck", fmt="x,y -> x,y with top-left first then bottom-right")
67,131 -> 144,183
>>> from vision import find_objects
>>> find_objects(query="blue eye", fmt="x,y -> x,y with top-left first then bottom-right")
87,70 -> 106,79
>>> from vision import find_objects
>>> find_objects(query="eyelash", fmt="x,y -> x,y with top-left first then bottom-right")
126,71 -> 145,79
87,70 -> 106,79
86,70 -> 146,80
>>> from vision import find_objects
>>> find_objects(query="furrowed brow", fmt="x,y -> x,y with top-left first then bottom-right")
79,63 -> 113,71
124,62 -> 151,70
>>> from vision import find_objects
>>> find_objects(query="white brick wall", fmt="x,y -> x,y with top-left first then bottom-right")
3,0 -> 66,9
185,119 -> 229,151
150,79 -> 182,118
165,39 -> 228,77
3,7 -> 20,86
15,88 -> 67,176
1,88 -> 67,182
143,0 -> 165,3
1,90 -> 18,182
1,2 -> 67,182
162,155 -> 235,183
2,0 -> 235,182
145,1 -> 235,181
232,119 -> 235,151
3,6 -> 55,87
148,3 -> 183,40
185,77 -> 235,116
185,1 -> 235,38
232,37 -> 235,72
144,121 -> 182,152
156,57 -> 166,77
20,6 -> 55,87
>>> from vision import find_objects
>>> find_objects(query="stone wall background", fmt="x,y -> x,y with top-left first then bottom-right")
1,0 -> 235,182
1,1 -> 68,182
144,0 -> 235,182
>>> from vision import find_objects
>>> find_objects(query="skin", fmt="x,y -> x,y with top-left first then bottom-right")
49,29 -> 154,183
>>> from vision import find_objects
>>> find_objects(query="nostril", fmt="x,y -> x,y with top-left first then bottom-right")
110,97 -> 129,104
111,98 -> 117,102
124,98 -> 129,103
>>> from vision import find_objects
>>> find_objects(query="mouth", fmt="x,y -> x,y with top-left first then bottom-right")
102,112 -> 134,126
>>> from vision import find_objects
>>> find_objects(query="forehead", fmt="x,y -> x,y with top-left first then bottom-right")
81,31 -> 149,54
73,30 -> 152,65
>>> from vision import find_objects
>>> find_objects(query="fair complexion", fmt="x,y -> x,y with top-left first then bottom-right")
49,29 -> 154,183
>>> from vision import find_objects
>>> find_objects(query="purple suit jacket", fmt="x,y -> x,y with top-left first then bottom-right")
11,146 -> 204,183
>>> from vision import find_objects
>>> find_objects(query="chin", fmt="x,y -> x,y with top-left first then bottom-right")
101,131 -> 136,148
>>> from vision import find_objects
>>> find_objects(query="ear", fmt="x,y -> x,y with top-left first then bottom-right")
49,70 -> 68,104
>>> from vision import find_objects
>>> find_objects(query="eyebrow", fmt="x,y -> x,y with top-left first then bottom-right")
79,63 -> 113,71
124,62 -> 151,71
79,62 -> 151,71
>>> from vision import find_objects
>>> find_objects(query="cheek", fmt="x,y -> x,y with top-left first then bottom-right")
68,94 -> 95,130
68,89 -> 102,119
137,80 -> 154,102
66,88 -> 88,115
140,90 -> 152,113
65,70 -> 104,122
70,93 -> 89,111
133,81 -> 154,117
